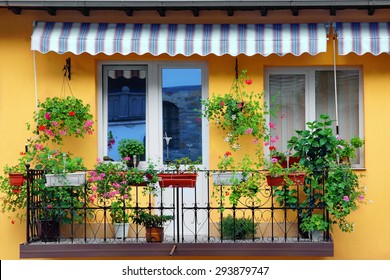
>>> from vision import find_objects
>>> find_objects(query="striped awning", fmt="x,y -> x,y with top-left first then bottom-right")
336,22 -> 390,55
31,21 -> 327,57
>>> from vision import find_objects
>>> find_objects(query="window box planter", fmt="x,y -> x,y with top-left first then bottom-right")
212,171 -> 248,186
45,172 -> 86,187
266,172 -> 306,186
158,173 -> 197,188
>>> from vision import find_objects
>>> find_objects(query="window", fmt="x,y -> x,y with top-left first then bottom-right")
265,67 -> 364,167
99,63 -> 207,165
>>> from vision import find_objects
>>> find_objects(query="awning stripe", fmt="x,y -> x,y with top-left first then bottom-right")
31,21 -> 327,56
336,22 -> 390,55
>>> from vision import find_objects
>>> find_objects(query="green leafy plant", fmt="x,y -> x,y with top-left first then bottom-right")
118,139 -> 145,158
30,96 -> 94,145
131,209 -> 174,228
219,214 -> 256,240
287,114 -> 368,234
163,156 -> 202,173
201,70 -> 267,151
299,213 -> 329,233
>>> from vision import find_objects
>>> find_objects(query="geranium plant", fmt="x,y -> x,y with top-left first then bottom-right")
30,96 -> 94,145
201,70 -> 267,150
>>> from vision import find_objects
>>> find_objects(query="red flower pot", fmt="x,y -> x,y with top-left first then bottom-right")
9,173 -> 24,187
266,172 -> 306,186
158,173 -> 197,188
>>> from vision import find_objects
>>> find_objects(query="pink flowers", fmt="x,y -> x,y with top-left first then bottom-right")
245,128 -> 253,135
269,122 -> 276,129
343,196 -> 350,202
35,143 -> 44,150
219,101 -> 225,107
45,112 -> 51,120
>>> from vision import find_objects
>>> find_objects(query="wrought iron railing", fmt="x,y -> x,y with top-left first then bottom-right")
24,167 -> 331,245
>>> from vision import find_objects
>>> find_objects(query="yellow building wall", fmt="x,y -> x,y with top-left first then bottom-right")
0,9 -> 389,260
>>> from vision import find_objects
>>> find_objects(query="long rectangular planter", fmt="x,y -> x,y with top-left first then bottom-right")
158,173 -> 197,188
45,172 -> 86,187
212,171 -> 248,186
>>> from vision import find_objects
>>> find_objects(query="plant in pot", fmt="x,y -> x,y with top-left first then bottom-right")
0,162 -> 28,223
201,69 -> 267,151
158,156 -> 202,188
131,209 -> 174,243
111,200 -> 131,239
336,136 -> 365,166
299,213 -> 329,241
118,139 -> 145,167
212,151 -> 248,186
35,177 -> 87,241
287,114 -> 368,236
219,214 -> 256,240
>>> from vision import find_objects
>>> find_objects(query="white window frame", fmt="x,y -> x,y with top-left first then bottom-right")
264,66 -> 364,168
97,60 -> 209,168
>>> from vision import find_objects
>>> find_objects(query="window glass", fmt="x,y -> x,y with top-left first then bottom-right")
162,68 -> 202,162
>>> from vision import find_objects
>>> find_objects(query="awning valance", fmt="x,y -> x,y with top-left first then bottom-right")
336,22 -> 390,55
31,21 -> 327,57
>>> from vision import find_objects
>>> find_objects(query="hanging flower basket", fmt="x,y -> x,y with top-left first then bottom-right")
158,173 -> 198,188
45,172 -> 86,187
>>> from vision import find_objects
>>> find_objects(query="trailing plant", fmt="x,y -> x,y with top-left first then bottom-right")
201,70 -> 268,151
29,96 -> 94,145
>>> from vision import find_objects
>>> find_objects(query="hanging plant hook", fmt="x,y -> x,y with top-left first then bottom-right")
63,57 -> 71,81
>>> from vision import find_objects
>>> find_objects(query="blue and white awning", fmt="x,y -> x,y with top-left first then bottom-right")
336,22 -> 390,55
31,22 -> 327,56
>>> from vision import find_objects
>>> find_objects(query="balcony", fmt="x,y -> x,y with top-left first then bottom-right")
20,169 -> 334,258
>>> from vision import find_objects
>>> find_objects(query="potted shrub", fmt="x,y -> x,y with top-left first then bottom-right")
131,209 -> 174,243
117,139 -> 145,167
299,213 -> 329,241
158,156 -> 201,188
219,214 -> 256,240
111,200 -> 131,239
287,114 -> 368,235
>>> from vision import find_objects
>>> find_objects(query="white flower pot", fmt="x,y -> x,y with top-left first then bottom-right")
45,172 -> 86,187
114,223 -> 130,239
212,172 -> 248,186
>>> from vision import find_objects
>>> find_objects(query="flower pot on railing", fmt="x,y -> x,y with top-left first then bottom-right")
45,172 -> 86,187
274,156 -> 301,168
9,173 -> 25,187
266,172 -> 306,187
158,173 -> 197,188
212,171 -> 248,186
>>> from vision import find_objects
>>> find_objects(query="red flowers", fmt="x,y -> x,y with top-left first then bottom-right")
219,101 -> 225,107
245,79 -> 253,85
38,125 -> 46,131
269,146 -> 276,151
69,111 -> 76,116
224,151 -> 232,157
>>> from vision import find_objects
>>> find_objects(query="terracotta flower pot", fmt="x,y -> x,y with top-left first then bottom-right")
145,227 -> 164,243
158,173 -> 197,188
9,173 -> 24,187
266,172 -> 306,186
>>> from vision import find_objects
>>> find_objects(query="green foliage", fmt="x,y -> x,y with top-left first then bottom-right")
201,70 -> 267,151
31,96 -> 94,145
300,214 -> 329,232
35,180 -> 87,224
219,214 -> 256,240
164,156 -> 202,173
118,139 -> 145,158
131,209 -> 174,228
